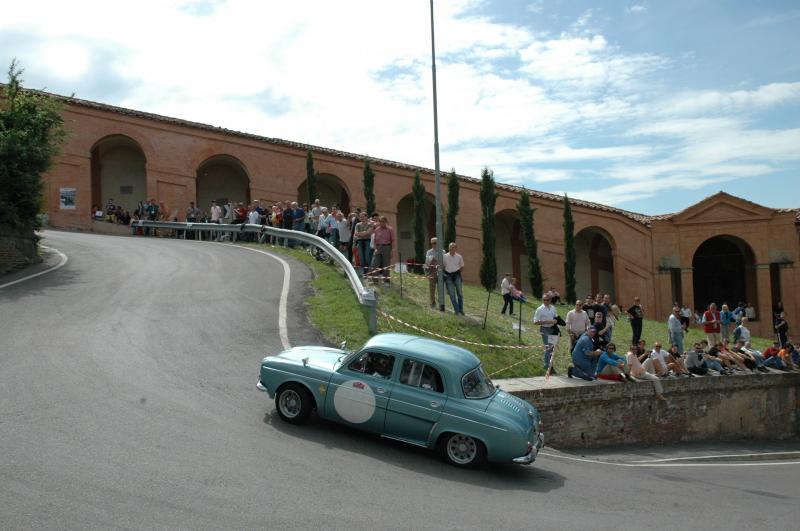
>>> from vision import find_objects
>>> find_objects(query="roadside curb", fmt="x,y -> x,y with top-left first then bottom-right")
543,448 -> 800,465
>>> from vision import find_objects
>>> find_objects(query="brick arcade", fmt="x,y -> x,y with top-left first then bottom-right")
41,91 -> 800,337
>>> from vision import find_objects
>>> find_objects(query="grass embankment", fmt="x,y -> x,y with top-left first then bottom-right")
245,243 -> 776,379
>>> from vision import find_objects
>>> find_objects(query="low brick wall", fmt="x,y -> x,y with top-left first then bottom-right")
499,373 -> 800,448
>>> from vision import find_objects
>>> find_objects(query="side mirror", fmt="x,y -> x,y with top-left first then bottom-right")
340,341 -> 347,350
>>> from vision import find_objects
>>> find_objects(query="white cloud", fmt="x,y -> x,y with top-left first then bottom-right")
655,82 -> 800,117
628,5 -> 647,14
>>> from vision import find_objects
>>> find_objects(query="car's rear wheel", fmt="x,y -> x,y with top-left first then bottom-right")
275,383 -> 313,424
440,433 -> 486,468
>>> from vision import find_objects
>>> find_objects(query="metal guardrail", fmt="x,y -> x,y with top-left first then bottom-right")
134,220 -> 378,332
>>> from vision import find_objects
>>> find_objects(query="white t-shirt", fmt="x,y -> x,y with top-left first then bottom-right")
626,351 -> 646,377
650,349 -> 669,372
248,210 -> 260,224
565,309 -> 590,335
442,252 -> 464,273
210,205 -> 222,221
501,277 -> 511,295
533,304 -> 557,326
336,219 -> 352,242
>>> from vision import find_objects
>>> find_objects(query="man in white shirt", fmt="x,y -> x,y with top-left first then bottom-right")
533,294 -> 559,374
500,273 -> 514,315
565,299 -> 590,350
745,303 -> 756,321
626,342 -> 666,400
210,200 -> 222,223
649,342 -> 671,377
442,242 -> 465,315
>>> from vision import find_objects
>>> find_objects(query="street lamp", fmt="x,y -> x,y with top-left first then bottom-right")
429,0 -> 446,311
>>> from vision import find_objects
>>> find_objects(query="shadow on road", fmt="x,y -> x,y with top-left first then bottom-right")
263,410 -> 565,493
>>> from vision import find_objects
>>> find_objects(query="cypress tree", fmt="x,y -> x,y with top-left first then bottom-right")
518,190 -> 544,298
563,194 -> 577,303
478,167 -> 498,292
411,170 -> 426,273
305,149 -> 317,205
363,158 -> 376,215
445,168 -> 459,246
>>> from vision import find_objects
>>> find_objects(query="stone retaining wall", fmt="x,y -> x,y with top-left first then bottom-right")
0,231 -> 39,274
502,373 -> 799,448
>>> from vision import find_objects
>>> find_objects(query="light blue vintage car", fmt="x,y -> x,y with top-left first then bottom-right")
257,333 -> 544,467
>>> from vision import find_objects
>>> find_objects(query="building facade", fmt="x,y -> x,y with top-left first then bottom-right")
42,93 -> 800,337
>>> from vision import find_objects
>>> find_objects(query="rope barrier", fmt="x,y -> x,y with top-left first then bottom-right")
488,352 -> 543,377
378,310 -> 543,351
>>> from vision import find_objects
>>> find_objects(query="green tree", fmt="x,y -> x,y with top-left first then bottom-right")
478,167 -> 498,291
305,149 -> 317,205
518,190 -> 544,298
563,193 -> 577,303
0,60 -> 66,235
411,170 -> 426,272
363,158 -> 376,215
445,168 -> 459,246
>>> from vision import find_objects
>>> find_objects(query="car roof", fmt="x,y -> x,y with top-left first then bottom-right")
363,333 -> 481,376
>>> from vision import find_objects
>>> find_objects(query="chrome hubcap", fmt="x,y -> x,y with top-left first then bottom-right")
279,389 -> 302,418
446,434 -> 477,464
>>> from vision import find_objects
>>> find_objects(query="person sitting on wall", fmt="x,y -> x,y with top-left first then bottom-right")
568,327 -> 602,381
596,343 -> 633,382
778,342 -> 799,370
739,341 -> 769,373
762,341 -> 789,371
666,344 -> 693,377
625,341 -> 667,400
648,342 -> 672,378
685,342 -> 710,376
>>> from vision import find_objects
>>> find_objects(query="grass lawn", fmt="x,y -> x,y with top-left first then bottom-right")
244,243 -> 777,379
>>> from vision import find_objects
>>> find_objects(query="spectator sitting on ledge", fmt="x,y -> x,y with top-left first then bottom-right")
625,341 -> 666,400
596,343 -> 633,382
762,341 -> 789,371
568,327 -> 602,381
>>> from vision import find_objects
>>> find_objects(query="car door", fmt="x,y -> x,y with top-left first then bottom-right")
324,350 -> 396,434
384,358 -> 447,445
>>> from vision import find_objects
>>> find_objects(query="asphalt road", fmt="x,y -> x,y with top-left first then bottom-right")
1,230 -> 798,530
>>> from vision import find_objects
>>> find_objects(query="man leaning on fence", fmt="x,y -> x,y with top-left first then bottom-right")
533,293 -> 559,375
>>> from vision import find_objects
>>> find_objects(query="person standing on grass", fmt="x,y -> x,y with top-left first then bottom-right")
500,273 -> 514,316
626,296 -> 645,344
534,293 -> 559,375
566,299 -> 590,350
442,242 -> 465,315
667,306 -> 685,354
354,212 -> 373,276
720,304 -> 734,342
424,237 -> 440,309
702,302 -> 722,346
370,216 -> 394,283
774,312 -> 789,347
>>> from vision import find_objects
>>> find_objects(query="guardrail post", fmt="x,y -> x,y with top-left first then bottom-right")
362,289 -> 378,334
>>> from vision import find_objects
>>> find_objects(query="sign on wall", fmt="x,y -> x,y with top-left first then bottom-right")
59,187 -> 76,210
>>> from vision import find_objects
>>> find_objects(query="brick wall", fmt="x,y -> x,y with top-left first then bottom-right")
508,374 -> 799,448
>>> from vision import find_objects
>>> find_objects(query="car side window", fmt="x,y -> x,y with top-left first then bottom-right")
399,359 -> 444,393
347,352 -> 395,379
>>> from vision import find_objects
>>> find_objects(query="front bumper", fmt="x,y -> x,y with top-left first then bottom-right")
512,431 -> 545,465
256,380 -> 268,393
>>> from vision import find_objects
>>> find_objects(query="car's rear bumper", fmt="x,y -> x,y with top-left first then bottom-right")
512,432 -> 545,465
256,380 -> 268,393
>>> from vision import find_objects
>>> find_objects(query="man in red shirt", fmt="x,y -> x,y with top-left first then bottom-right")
370,216 -> 394,283
702,302 -> 721,346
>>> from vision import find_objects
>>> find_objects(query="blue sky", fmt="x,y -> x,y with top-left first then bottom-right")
2,0 -> 798,214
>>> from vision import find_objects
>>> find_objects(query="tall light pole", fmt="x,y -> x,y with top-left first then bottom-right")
430,0 -> 446,311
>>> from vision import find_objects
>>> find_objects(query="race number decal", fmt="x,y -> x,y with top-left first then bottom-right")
333,379 -> 376,424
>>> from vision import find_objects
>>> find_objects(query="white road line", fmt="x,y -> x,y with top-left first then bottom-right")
630,451 -> 800,463
540,451 -> 800,468
220,244 -> 292,350
0,246 -> 68,289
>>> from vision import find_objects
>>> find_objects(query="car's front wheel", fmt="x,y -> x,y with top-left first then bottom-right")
439,433 -> 487,468
275,383 -> 313,424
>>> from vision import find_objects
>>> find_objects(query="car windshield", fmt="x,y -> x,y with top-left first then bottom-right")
461,365 -> 495,399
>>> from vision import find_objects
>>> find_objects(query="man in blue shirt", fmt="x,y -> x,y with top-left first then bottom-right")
569,327 -> 602,381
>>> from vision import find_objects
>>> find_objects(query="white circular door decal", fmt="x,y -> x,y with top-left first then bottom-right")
333,379 -> 376,424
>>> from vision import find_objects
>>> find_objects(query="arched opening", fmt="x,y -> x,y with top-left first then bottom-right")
396,193 -> 435,264
297,173 -> 351,213
692,235 -> 757,313
196,155 -> 250,213
90,135 -> 147,215
575,227 -> 616,300
495,210 -> 525,291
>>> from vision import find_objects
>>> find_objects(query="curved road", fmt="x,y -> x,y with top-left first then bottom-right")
1,231 -> 797,530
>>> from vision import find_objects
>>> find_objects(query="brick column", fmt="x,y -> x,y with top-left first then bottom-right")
681,267 -> 694,311
755,264 -> 772,337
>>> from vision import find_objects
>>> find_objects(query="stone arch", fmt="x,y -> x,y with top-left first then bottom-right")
692,235 -> 758,314
297,173 -> 351,214
575,227 -> 616,301
395,192 -> 436,265
90,134 -> 147,215
196,155 -> 251,213
495,209 -> 526,291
